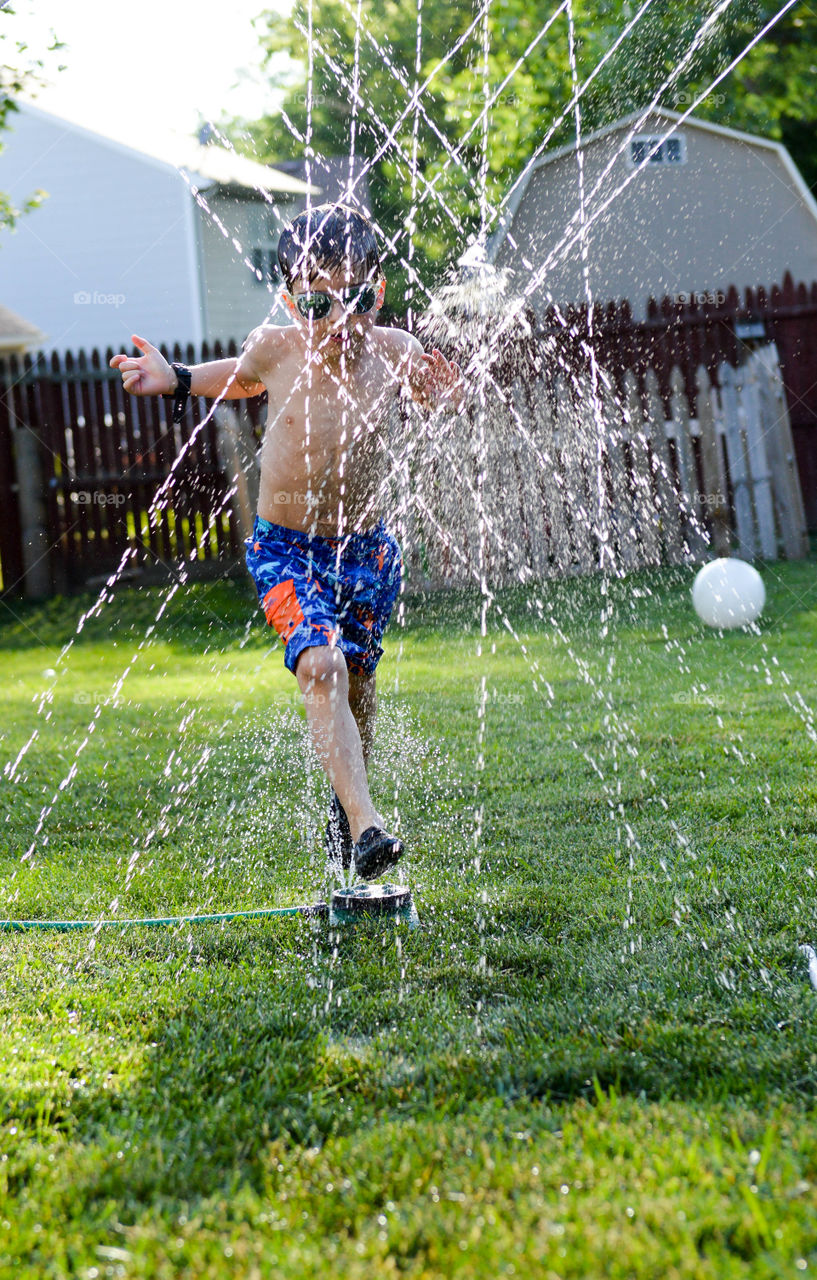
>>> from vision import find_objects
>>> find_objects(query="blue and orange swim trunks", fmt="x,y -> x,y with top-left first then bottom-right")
245,515 -> 402,677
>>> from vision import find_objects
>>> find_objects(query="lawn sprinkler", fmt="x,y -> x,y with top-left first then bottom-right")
416,234 -> 535,378
330,882 -> 417,928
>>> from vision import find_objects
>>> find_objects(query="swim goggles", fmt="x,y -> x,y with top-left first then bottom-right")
291,282 -> 378,320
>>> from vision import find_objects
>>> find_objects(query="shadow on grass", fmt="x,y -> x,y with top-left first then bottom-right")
19,896 -> 816,1224
0,575 -> 264,655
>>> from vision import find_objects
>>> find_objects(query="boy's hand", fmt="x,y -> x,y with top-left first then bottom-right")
409,347 -> 464,411
109,335 -> 175,396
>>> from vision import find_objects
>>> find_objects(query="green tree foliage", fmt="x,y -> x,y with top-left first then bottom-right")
0,9 -> 65,234
222,0 -> 816,305
695,2 -> 817,192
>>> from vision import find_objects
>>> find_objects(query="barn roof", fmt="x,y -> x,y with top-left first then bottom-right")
489,107 -> 817,259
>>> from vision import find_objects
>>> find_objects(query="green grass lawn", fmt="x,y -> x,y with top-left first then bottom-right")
1,553 -> 817,1278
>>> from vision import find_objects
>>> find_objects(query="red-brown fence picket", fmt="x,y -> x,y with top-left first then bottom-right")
0,340 -> 267,597
1,274 -> 816,599
523,271 -> 817,529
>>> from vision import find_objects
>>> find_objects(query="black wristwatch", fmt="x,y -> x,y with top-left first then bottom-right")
162,362 -> 192,423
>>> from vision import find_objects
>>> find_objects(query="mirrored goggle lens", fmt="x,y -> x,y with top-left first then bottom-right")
295,293 -> 332,320
293,285 -> 377,320
349,284 -> 377,314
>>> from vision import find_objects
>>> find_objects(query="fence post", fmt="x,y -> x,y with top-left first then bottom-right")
622,371 -> 662,566
602,376 -> 640,571
718,363 -> 757,561
694,365 -> 732,558
522,376 -> 572,573
739,354 -> 778,560
668,365 -> 709,560
553,371 -> 595,572
14,423 -> 51,598
751,344 -> 809,559
643,369 -> 687,564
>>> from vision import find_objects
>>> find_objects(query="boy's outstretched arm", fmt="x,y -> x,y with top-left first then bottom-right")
109,332 -> 268,400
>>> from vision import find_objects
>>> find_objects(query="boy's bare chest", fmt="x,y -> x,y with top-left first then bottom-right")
274,359 -> 394,444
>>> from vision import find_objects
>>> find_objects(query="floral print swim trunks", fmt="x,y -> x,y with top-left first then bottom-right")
245,515 -> 402,677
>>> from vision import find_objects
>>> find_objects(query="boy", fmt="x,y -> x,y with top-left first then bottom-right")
110,204 -> 462,881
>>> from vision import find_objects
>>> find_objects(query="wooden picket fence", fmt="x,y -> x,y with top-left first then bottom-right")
399,341 -> 809,589
537,271 -> 817,531
0,288 -> 813,599
0,341 -> 266,598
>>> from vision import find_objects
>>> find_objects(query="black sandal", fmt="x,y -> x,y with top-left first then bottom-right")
325,791 -> 354,869
353,825 -> 404,881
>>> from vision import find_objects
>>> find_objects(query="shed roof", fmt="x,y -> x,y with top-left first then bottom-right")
489,107 -> 817,258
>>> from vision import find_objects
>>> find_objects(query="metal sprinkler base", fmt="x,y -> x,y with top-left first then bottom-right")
330,882 -> 414,926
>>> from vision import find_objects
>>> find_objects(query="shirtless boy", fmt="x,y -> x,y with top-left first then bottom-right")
110,203 -> 462,882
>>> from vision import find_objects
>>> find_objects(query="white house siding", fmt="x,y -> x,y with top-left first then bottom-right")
495,114 -> 817,322
0,104 -> 201,353
198,190 -> 299,344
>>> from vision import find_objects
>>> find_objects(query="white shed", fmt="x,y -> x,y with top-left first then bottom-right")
0,101 -> 316,354
489,108 -> 817,321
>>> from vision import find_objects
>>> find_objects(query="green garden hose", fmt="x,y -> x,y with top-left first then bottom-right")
0,903 -> 328,932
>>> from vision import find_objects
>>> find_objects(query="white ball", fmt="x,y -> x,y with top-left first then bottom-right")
691,558 -> 766,629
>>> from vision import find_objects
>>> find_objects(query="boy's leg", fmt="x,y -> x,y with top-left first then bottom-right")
323,668 -> 376,868
333,523 -> 399,770
347,668 -> 377,767
295,644 -> 385,844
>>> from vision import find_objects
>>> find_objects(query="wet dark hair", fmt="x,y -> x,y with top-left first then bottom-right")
277,203 -> 382,291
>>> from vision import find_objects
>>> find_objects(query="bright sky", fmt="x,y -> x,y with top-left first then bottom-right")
3,0 -> 289,151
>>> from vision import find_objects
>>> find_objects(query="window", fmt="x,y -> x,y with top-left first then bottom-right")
251,247 -> 280,286
627,133 -> 687,169
249,203 -> 284,286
